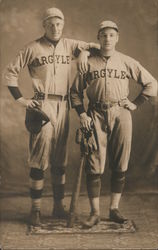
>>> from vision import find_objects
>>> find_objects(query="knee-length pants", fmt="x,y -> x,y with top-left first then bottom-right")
28,99 -> 69,177
85,106 -> 132,175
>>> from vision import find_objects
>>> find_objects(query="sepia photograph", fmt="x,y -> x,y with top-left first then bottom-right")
0,0 -> 158,249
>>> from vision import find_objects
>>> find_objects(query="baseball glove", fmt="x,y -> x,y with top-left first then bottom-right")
75,128 -> 98,155
25,107 -> 50,134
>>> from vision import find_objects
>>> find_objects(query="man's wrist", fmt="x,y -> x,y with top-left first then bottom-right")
133,94 -> 149,107
89,42 -> 100,50
82,50 -> 90,57
8,86 -> 22,100
17,97 -> 27,107
80,112 -> 87,118
75,105 -> 85,116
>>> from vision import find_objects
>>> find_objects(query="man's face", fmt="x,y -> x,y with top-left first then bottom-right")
43,17 -> 64,41
98,28 -> 119,52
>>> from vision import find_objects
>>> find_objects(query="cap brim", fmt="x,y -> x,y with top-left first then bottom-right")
43,15 -> 64,21
99,26 -> 118,32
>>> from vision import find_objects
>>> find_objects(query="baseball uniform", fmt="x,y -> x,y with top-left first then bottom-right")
5,36 -> 96,173
4,6 -> 101,226
71,49 -> 158,175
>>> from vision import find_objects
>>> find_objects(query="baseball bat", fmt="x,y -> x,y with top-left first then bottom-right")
67,154 -> 85,228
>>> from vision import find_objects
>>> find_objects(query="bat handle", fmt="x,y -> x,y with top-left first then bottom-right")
67,156 -> 85,228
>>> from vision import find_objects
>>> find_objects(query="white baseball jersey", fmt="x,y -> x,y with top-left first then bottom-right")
71,50 -> 157,107
4,36 -> 94,96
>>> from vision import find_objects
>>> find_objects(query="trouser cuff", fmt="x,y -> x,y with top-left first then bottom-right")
86,174 -> 101,198
111,171 -> 126,193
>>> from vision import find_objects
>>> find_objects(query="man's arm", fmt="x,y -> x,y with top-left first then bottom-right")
70,72 -> 92,131
71,40 -> 100,57
4,46 -> 39,109
132,93 -> 150,106
127,59 -> 158,109
8,86 -> 40,108
69,39 -> 100,73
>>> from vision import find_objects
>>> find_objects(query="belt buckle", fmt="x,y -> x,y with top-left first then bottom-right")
34,92 -> 45,100
34,92 -> 38,100
100,103 -> 108,110
39,92 -> 45,100
103,103 -> 108,109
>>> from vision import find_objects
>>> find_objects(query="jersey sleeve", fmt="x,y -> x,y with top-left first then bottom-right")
68,39 -> 100,57
70,72 -> 87,108
3,45 -> 32,87
126,58 -> 158,97
8,86 -> 23,100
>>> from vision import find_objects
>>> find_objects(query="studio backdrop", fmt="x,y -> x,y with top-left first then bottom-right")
0,0 -> 158,195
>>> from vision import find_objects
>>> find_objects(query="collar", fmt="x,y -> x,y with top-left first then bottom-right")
43,35 -> 61,47
100,50 -> 118,62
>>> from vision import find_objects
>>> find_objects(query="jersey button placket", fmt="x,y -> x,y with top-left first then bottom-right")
104,58 -> 108,101
106,59 -> 111,101
103,58 -> 110,134
46,43 -> 55,94
52,45 -> 56,94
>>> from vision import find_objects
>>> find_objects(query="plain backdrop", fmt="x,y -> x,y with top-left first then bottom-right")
0,0 -> 158,195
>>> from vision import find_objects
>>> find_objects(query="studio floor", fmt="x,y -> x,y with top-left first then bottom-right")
0,193 -> 158,250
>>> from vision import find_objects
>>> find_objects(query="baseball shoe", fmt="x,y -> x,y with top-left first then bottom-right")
29,210 -> 41,226
52,205 -> 69,219
82,214 -> 100,229
109,209 -> 128,224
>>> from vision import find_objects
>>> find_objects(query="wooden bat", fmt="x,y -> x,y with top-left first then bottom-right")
67,153 -> 85,228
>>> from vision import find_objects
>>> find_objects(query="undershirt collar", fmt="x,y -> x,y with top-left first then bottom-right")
44,35 -> 59,47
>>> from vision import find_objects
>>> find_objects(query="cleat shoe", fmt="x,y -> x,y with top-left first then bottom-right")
109,209 -> 128,224
29,210 -> 41,226
82,214 -> 100,229
52,206 -> 69,219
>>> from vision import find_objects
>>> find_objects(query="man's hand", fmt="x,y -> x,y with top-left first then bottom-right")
80,112 -> 92,131
77,50 -> 90,74
121,99 -> 137,111
17,97 -> 40,109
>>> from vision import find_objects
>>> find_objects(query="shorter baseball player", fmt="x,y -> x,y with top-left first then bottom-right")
71,21 -> 157,228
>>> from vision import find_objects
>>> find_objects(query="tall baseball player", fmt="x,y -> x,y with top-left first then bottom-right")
71,20 -> 157,228
4,7 -> 99,226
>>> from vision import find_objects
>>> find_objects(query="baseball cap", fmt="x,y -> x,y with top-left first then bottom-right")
43,7 -> 64,21
98,20 -> 118,32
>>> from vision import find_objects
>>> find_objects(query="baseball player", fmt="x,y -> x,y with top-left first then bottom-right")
70,20 -> 157,228
4,7 -> 99,226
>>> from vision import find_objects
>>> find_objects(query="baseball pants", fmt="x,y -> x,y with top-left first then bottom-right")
85,106 -> 132,175
28,99 -> 69,181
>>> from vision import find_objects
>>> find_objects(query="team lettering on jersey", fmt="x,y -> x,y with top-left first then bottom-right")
30,54 -> 70,67
87,68 -> 127,80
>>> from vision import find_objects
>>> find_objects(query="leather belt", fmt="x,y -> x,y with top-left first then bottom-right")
89,101 -> 119,110
47,94 -> 68,101
33,92 -> 68,101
